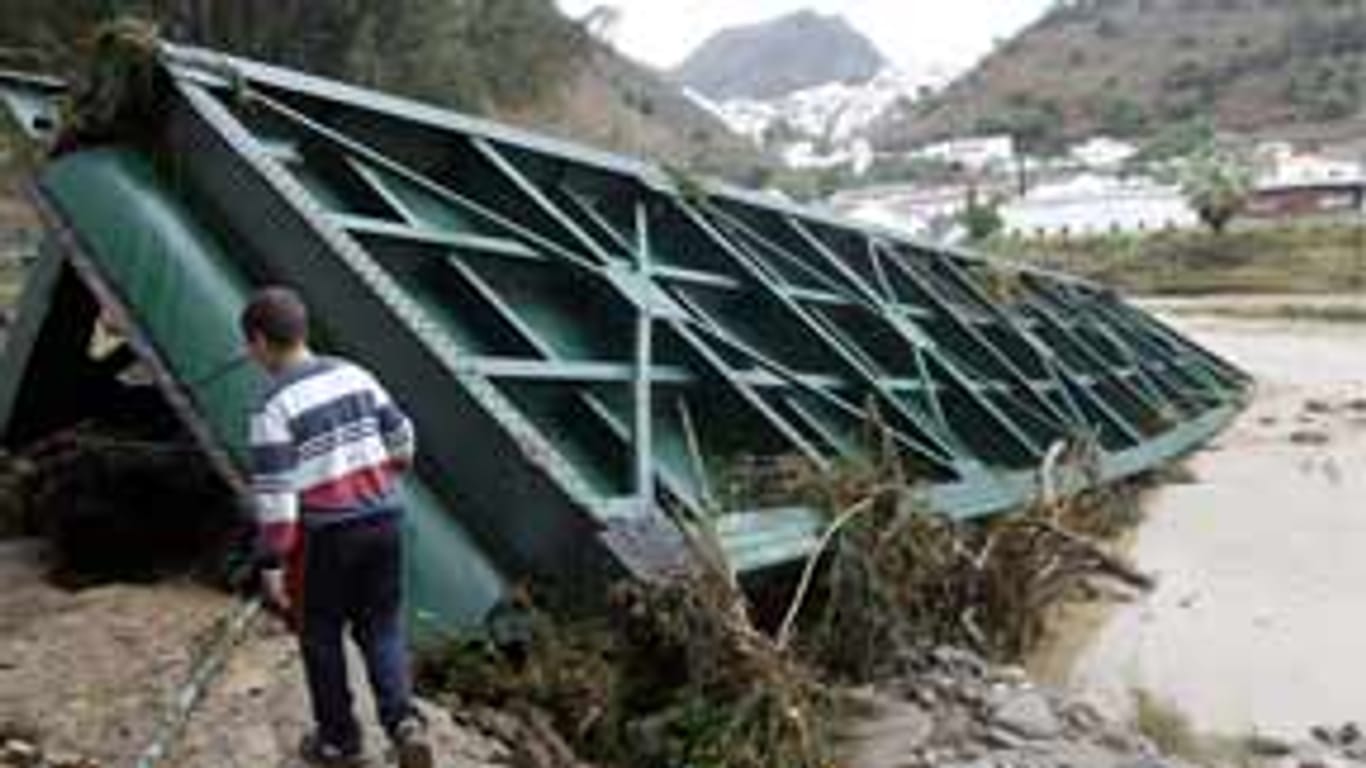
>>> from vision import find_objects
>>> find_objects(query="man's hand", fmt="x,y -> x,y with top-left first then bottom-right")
260,568 -> 291,614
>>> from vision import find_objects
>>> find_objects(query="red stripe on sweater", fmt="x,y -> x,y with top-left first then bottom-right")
300,463 -> 399,509
262,520 -> 300,562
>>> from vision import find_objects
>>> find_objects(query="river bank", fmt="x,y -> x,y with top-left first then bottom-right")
1044,295 -> 1366,744
999,225 -> 1366,296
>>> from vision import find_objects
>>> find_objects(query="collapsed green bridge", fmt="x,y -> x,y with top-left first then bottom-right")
0,43 -> 1249,630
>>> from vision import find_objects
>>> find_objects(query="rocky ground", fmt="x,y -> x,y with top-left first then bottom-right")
0,532 -> 1223,768
1251,725 -> 1366,768
0,534 -> 1184,768
0,539 -> 508,768
838,646 -> 1198,768
0,514 -> 1360,768
839,644 -> 1366,768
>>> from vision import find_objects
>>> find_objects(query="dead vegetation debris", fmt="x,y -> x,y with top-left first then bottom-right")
417,417 -> 1154,768
29,428 -> 242,587
0,455 -> 36,540
785,450 -> 1151,679
419,567 -> 834,768
0,418 -> 244,588
66,19 -> 166,149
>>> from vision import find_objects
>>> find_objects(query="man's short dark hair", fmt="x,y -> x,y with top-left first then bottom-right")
240,286 -> 309,348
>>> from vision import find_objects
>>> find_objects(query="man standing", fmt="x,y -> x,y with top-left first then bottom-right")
241,286 -> 433,768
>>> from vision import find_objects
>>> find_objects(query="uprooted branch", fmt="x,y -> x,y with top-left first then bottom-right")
780,428 -> 1155,676
418,541 -> 834,768
1016,516 -> 1154,591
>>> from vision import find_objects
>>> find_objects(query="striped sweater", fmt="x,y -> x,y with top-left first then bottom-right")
250,356 -> 415,567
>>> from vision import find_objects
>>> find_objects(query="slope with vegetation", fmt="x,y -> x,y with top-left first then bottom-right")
0,0 -> 765,180
876,0 -> 1366,153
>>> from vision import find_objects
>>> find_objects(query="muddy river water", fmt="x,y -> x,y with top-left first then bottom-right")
1063,296 -> 1366,738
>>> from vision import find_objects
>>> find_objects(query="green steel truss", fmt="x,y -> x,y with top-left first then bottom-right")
0,45 -> 1249,628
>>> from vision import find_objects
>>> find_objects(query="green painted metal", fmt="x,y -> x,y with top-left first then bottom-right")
0,45 -> 1250,630
41,150 -> 257,464
13,148 -> 508,628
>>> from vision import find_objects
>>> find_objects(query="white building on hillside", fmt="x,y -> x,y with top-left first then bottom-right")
782,138 -> 875,174
1001,174 -> 1198,237
911,135 -> 1016,173
831,180 -> 1016,237
1070,137 -> 1138,171
1255,143 -> 1363,188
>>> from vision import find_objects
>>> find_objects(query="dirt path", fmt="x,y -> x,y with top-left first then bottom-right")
0,541 -> 508,767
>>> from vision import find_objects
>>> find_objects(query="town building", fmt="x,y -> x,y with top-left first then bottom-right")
1247,145 -> 1366,220
1001,174 -> 1198,237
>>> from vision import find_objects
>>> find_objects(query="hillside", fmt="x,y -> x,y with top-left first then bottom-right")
504,42 -> 765,180
0,0 -> 764,180
674,10 -> 887,100
875,0 -> 1366,152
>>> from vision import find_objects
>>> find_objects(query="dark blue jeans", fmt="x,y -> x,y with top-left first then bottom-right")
299,513 -> 413,750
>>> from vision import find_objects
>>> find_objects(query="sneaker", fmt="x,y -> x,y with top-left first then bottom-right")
392,715 -> 434,768
298,732 -> 365,767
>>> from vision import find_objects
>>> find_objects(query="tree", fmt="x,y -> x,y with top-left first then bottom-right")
975,97 -> 1067,156
959,187 -> 1005,242
1094,95 -> 1148,138
0,0 -> 589,114
1131,116 -> 1214,166
1179,149 -> 1253,235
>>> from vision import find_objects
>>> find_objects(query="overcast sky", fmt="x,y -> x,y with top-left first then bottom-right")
555,1 -> 1053,76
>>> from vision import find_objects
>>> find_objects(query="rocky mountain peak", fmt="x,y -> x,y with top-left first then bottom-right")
673,10 -> 888,101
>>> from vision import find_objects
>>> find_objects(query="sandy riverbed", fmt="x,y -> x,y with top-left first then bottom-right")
1058,296 -> 1366,739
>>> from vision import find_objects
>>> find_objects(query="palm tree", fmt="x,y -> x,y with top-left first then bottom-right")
959,186 -> 1005,242
1180,148 -> 1253,235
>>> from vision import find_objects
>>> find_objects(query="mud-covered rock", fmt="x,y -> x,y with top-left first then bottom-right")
1,739 -> 40,767
839,646 -> 1215,768
989,689 -> 1062,740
